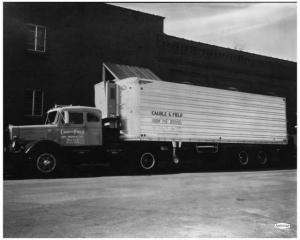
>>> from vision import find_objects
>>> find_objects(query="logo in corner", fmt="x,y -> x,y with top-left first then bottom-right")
274,223 -> 291,229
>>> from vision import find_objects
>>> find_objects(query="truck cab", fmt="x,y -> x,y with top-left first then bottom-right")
9,106 -> 103,149
47,106 -> 103,146
7,106 -> 103,176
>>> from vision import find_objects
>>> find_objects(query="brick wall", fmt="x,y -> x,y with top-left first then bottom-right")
3,3 -> 296,136
3,3 -> 164,126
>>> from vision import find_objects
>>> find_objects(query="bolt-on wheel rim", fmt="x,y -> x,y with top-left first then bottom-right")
140,153 -> 155,170
36,153 -> 57,173
238,151 -> 249,166
257,150 -> 268,165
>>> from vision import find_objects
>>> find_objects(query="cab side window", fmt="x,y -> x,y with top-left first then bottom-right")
69,112 -> 83,124
87,112 -> 100,122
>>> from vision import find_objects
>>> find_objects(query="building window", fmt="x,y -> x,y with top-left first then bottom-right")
24,89 -> 44,116
27,24 -> 46,52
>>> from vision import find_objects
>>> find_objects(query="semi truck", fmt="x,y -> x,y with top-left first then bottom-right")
7,77 -> 288,176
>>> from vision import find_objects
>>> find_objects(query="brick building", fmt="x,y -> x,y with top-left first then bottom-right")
3,3 -> 296,139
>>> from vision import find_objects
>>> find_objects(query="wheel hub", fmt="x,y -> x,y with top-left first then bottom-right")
43,159 -> 51,166
37,153 -> 56,173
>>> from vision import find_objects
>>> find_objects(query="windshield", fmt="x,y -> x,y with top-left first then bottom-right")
45,111 -> 59,125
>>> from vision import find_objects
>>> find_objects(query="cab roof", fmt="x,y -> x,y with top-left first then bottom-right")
48,105 -> 100,113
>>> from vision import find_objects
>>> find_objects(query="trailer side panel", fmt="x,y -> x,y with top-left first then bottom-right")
116,78 -> 287,145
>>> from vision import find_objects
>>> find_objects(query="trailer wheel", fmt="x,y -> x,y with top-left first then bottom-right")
257,150 -> 268,165
139,152 -> 156,172
238,150 -> 249,166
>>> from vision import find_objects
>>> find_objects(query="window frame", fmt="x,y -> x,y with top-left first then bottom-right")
27,23 -> 47,53
64,111 -> 85,126
45,110 -> 59,125
87,112 -> 100,123
24,89 -> 44,117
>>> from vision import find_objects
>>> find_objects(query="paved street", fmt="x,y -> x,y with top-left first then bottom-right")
3,169 -> 296,238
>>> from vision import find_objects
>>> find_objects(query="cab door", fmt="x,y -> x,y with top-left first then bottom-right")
60,111 -> 87,146
85,111 -> 102,146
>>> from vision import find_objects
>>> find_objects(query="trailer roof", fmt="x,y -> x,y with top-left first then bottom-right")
103,62 -> 161,81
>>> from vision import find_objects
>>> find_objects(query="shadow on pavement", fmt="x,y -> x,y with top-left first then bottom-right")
4,164 -> 296,181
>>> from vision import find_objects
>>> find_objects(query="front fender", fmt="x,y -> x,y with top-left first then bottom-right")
25,140 -> 62,156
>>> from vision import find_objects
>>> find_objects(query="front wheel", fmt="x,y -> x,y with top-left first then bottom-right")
36,152 -> 57,174
30,148 -> 62,178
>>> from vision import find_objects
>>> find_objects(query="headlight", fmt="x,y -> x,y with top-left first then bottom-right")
10,137 -> 22,153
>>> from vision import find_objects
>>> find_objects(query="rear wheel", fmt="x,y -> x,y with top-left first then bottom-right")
231,149 -> 251,169
111,151 -> 158,175
257,150 -> 269,166
139,152 -> 156,172
238,150 -> 249,167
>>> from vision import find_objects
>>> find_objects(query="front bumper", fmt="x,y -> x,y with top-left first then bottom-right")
4,143 -> 26,177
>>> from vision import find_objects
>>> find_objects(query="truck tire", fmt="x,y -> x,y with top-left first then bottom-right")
29,147 -> 62,178
236,150 -> 250,168
256,150 -> 269,167
138,152 -> 157,173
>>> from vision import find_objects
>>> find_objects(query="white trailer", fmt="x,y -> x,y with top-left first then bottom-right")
95,77 -> 287,170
